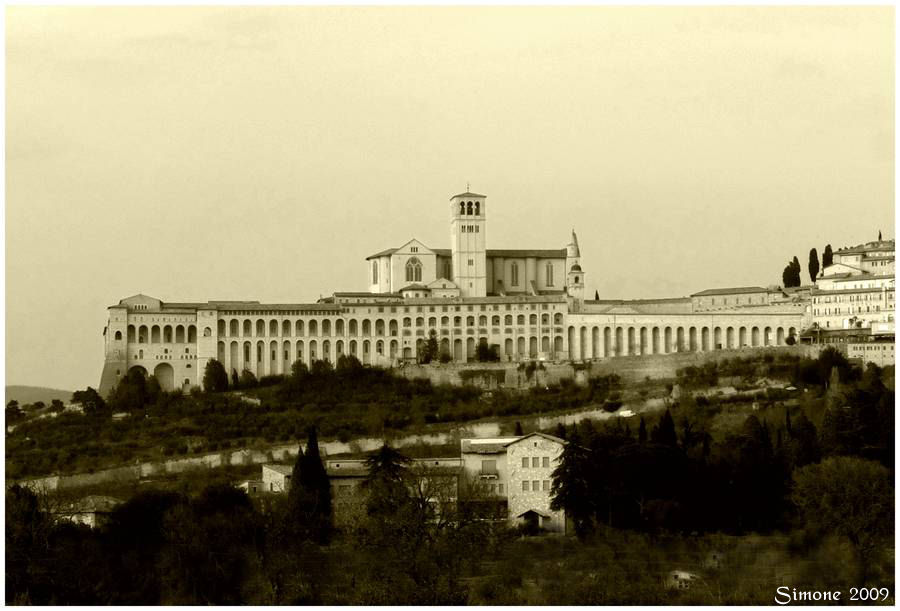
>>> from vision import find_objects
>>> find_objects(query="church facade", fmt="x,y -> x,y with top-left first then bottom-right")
98,190 -> 805,395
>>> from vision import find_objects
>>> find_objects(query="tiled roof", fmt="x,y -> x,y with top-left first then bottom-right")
367,247 -> 566,260
690,286 -> 769,297
450,191 -> 486,199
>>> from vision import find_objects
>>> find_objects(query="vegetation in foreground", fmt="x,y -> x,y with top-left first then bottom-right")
6,348 -> 895,604
7,349 -> 868,481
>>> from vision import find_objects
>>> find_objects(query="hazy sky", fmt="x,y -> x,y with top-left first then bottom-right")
6,6 -> 894,391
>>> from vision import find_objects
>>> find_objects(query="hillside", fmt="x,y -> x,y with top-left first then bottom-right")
6,385 -> 74,406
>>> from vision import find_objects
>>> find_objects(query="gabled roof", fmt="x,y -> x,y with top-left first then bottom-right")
427,278 -> 458,289
367,247 -> 566,260
400,284 -> 429,292
506,431 -> 567,447
450,191 -> 486,199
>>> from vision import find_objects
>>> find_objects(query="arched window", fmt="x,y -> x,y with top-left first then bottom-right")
203,327 -> 211,337
115,330 -> 122,340
511,262 -> 519,286
406,257 -> 422,282
372,261 -> 378,284
475,201 -> 480,215
546,263 -> 554,286
466,201 -> 473,215
459,202 -> 465,215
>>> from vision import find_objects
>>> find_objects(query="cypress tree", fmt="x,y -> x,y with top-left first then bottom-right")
823,244 -> 833,268
287,427 -> 333,543
808,248 -> 820,283
638,416 -> 648,443
514,421 -> 524,436
550,430 -> 594,539
652,409 -> 678,446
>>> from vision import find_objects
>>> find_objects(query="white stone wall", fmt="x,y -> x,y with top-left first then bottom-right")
506,436 -> 565,533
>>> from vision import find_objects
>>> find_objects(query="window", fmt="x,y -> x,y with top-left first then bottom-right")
467,201 -> 473,215
542,457 -> 550,468
475,201 -> 480,215
532,457 -> 539,468
533,481 -> 540,491
522,481 -> 528,492
481,459 -> 497,475
546,263 -> 554,286
410,246 -> 418,253
542,480 -> 550,491
468,259 -> 474,266
511,262 -> 519,286
115,331 -> 122,340
406,257 -> 422,282
372,261 -> 378,284
522,457 -> 528,468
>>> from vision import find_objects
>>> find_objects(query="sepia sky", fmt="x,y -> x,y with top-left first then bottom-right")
6,6 -> 895,391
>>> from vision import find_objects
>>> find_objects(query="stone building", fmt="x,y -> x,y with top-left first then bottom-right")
99,189 -> 807,395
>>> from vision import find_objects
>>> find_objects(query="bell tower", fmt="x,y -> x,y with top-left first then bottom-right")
450,190 -> 487,298
566,230 -> 585,312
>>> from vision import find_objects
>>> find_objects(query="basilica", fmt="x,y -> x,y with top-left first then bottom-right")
98,190 -> 804,395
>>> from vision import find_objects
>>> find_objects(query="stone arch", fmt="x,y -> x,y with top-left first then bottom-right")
639,327 -> 648,355
256,319 -> 265,337
296,320 -> 305,336
309,339 -> 318,361
217,320 -> 226,336
388,339 -> 397,359
127,325 -> 136,342
128,365 -> 148,378
336,319 -> 345,335
738,327 -> 747,348
283,340 -> 292,367
187,325 -> 197,343
230,319 -> 239,337
529,314 -> 537,326
541,336 -> 550,353
217,341 -> 226,362
336,339 -> 344,357
726,327 -> 735,349
701,327 -> 710,351
376,339 -> 384,356
389,320 -> 398,336
151,325 -> 161,343
689,327 -> 698,351
541,313 -> 549,325
115,330 -> 123,341
256,340 -> 265,376
776,327 -> 785,345
164,325 -> 174,343
282,320 -> 292,337
243,341 -> 252,367
349,319 -> 358,335
676,327 -> 685,352
269,340 -> 278,373
604,327 -> 612,356
466,337 -> 475,359
138,325 -> 148,343
364,319 -> 374,335
362,339 -> 370,364
296,340 -> 304,364
454,338 -> 463,361
440,338 -> 450,356
568,326 -> 577,360
516,336 -> 526,358
349,339 -> 357,356
154,363 -> 175,391
764,326 -> 773,346
506,338 -> 514,356
322,319 -> 332,336
751,327 -> 760,347
323,340 -> 332,362
504,314 -> 513,326
230,341 -> 239,373
714,327 -> 722,349
529,336 -> 538,358
242,320 -> 251,337
309,320 -> 319,336
615,327 -> 624,356
554,313 -> 563,325
664,327 -> 672,353
553,335 -> 564,354
269,320 -> 279,337
580,326 -> 588,359
652,327 -> 660,354
592,326 -> 600,357
627,327 -> 635,356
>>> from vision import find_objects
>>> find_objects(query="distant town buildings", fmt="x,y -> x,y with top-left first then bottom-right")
810,239 -> 895,337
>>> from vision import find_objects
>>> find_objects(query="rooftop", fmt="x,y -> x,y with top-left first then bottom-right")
690,286 -> 770,297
